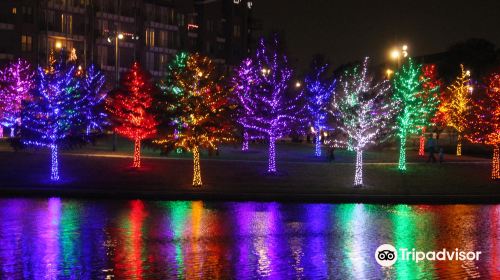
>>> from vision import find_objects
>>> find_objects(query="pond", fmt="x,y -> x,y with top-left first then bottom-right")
0,198 -> 498,279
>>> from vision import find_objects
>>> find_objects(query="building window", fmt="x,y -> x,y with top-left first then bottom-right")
168,8 -> 176,25
22,6 -> 33,23
61,14 -> 73,34
97,45 -> 107,66
207,20 -> 214,32
146,52 -> 154,71
233,24 -> 241,38
159,54 -> 168,71
177,14 -> 185,27
159,31 -> 168,48
98,19 -> 108,36
12,7 -> 17,14
21,35 -> 32,52
145,28 -> 155,47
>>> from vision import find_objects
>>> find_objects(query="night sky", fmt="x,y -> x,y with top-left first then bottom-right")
254,0 -> 500,70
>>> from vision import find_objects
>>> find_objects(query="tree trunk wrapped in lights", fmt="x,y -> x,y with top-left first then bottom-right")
155,52 -> 234,187
22,58 -> 83,181
106,62 -> 158,168
303,59 -> 336,157
232,36 -> 305,173
443,65 -> 473,156
392,58 -> 432,171
331,57 -> 397,187
418,127 -> 426,156
465,72 -> 500,180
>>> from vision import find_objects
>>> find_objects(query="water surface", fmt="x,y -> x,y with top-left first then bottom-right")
0,198 -> 498,279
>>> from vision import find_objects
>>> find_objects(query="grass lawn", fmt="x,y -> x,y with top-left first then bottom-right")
0,135 -> 497,203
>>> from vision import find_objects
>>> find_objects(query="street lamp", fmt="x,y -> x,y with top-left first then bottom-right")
107,32 -> 124,151
386,69 -> 394,79
389,44 -> 409,68
295,81 -> 302,88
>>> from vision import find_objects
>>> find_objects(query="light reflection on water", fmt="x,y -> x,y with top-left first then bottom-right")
0,199 -> 498,279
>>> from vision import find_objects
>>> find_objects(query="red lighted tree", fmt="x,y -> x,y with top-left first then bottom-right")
106,62 -> 158,168
466,73 -> 500,180
418,64 -> 441,155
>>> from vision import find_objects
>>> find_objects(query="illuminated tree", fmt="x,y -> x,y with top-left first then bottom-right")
0,59 -> 34,137
22,62 -> 83,181
81,65 -> 108,135
443,65 -> 473,156
417,64 -> 441,155
465,73 -> 500,180
106,62 -> 158,168
392,58 -> 426,171
304,62 -> 336,157
155,53 -> 234,187
332,58 -> 397,186
231,58 -> 262,151
236,37 -> 305,173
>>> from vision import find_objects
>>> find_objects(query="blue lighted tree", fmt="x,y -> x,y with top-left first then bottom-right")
22,62 -> 84,181
304,60 -> 336,156
235,36 -> 305,173
81,65 -> 108,136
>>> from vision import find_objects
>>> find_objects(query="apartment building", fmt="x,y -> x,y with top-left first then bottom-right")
0,0 -> 254,85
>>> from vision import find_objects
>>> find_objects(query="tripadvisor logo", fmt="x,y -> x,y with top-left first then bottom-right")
375,244 -> 482,267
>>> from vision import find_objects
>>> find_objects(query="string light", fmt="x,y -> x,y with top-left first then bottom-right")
232,58 -> 259,151
233,37 -> 305,173
0,59 -> 34,137
332,57 -> 397,186
106,62 -> 158,168
392,58 -> 427,171
192,145 -> 202,186
304,63 -> 336,157
82,65 -> 108,136
419,127 -> 426,156
417,64 -> 441,156
155,53 -> 234,187
22,57 -> 82,181
443,65 -> 472,156
465,72 -> 500,180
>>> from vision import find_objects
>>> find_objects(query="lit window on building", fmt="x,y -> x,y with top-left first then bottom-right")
21,35 -> 32,52
61,14 -> 73,34
145,28 -> 155,47
12,7 -> 17,14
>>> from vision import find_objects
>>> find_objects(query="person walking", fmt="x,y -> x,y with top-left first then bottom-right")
426,135 -> 437,163
439,147 -> 444,163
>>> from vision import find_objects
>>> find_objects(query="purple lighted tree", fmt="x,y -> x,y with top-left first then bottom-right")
304,61 -> 336,157
0,59 -> 34,137
232,57 -> 261,151
235,37 -> 304,173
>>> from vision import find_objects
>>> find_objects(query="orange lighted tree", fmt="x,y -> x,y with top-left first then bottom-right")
466,73 -> 500,179
443,64 -> 472,156
155,53 -> 234,187
106,62 -> 158,168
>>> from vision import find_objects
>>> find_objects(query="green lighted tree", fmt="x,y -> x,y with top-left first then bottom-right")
392,58 -> 429,171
